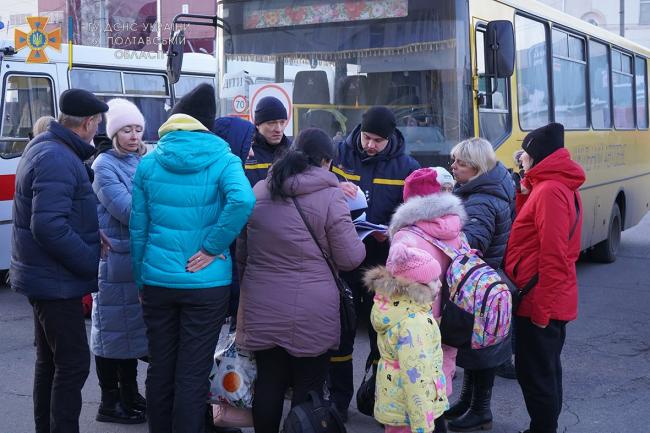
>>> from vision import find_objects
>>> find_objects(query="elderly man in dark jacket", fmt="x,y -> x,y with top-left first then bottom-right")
11,89 -> 106,433
328,106 -> 420,420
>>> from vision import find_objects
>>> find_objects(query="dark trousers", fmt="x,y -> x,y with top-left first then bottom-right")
253,347 -> 330,433
142,285 -> 229,433
328,238 -> 386,411
515,316 -> 567,433
31,298 -> 91,433
95,356 -> 138,390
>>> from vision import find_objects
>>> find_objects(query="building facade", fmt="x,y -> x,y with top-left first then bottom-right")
539,0 -> 650,48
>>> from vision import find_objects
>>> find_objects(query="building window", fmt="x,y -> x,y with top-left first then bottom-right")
641,0 -> 650,25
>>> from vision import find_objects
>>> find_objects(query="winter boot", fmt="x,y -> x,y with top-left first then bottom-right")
435,416 -> 448,432
444,369 -> 473,420
120,382 -> 146,413
96,389 -> 146,424
448,369 -> 494,432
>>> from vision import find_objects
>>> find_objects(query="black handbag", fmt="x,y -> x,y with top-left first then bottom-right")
292,197 -> 357,335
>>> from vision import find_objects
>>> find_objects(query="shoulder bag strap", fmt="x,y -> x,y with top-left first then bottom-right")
291,197 -> 340,282
517,191 -> 581,298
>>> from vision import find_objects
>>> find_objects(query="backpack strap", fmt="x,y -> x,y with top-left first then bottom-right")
402,225 -> 464,259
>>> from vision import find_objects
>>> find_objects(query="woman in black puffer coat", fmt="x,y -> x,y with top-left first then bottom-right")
446,137 -> 515,432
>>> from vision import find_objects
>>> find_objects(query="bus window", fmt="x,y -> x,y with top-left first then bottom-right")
1,75 -> 55,158
552,30 -> 587,129
124,73 -> 167,96
175,75 -> 217,99
221,0 -> 473,167
635,57 -> 648,129
612,49 -> 634,129
589,41 -> 612,129
515,15 -> 551,130
476,27 -> 511,145
70,69 -> 123,93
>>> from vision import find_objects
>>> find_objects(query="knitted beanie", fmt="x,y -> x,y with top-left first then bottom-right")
386,244 -> 441,285
521,122 -> 564,166
105,98 -> 145,139
170,83 -> 216,130
433,166 -> 455,187
254,96 -> 288,125
361,106 -> 396,139
403,167 -> 441,201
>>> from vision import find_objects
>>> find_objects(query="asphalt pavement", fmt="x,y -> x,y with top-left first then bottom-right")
1,213 -> 649,433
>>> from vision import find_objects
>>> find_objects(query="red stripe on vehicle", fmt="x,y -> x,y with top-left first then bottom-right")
0,174 -> 16,201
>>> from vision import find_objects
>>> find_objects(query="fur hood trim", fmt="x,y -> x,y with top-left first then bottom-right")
388,193 -> 466,238
363,266 -> 436,305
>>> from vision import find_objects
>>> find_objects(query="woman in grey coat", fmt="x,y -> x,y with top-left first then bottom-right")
90,99 -> 148,424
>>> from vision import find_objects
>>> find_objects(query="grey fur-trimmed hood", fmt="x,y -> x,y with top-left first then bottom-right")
363,266 -> 437,305
388,193 -> 467,238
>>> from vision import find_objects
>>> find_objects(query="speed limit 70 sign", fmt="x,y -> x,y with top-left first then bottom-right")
232,95 -> 248,114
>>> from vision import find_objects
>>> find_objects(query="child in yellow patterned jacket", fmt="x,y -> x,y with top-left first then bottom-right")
364,243 -> 448,433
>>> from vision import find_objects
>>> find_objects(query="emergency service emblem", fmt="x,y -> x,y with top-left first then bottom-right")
14,16 -> 62,63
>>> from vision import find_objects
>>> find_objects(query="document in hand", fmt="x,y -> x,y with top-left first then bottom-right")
354,220 -> 388,241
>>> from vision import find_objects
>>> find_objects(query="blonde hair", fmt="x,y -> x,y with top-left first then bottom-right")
112,127 -> 147,157
32,116 -> 55,137
451,137 -> 497,176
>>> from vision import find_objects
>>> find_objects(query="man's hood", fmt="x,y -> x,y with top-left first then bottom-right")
154,114 -> 229,173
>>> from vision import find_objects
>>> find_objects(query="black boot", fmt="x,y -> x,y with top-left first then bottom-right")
120,382 -> 146,413
96,389 -> 146,424
448,369 -> 494,432
444,369 -> 473,420
435,416 -> 448,432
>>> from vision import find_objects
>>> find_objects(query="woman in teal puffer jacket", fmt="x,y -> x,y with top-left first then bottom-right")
130,84 -> 255,433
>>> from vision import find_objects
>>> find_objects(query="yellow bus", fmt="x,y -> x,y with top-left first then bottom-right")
168,0 -> 650,262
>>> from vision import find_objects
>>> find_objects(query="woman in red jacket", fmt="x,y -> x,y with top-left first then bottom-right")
504,123 -> 585,433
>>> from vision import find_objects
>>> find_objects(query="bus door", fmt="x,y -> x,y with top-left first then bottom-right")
469,0 -> 515,148
0,61 -> 57,271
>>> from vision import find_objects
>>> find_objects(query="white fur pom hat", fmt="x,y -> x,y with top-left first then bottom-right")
105,98 -> 145,139
433,166 -> 455,187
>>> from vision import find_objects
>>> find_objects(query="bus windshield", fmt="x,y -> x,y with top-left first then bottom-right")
221,0 -> 472,166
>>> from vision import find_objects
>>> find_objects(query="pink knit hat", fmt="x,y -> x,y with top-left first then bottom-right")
386,244 -> 441,285
105,98 -> 145,139
403,167 -> 441,201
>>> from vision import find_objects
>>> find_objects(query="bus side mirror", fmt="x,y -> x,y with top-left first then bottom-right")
485,20 -> 515,78
167,30 -> 185,84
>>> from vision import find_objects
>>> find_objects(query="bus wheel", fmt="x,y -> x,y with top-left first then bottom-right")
590,203 -> 621,263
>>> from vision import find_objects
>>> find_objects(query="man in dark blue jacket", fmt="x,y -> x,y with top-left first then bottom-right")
11,88 -> 106,433
244,96 -> 291,186
328,106 -> 420,420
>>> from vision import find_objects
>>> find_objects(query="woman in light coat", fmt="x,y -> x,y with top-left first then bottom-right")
91,98 -> 148,424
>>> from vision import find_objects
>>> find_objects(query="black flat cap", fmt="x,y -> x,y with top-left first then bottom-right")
59,88 -> 109,117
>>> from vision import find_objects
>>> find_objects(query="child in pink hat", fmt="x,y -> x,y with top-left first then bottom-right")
365,243 -> 448,433
388,167 -> 467,401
